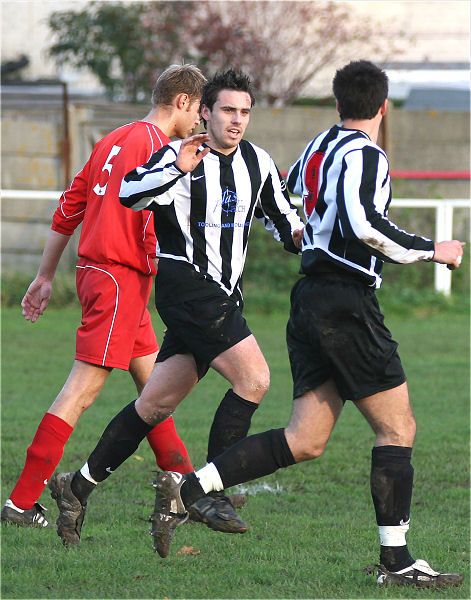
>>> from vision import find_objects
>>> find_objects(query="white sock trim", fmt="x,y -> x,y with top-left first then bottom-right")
396,559 -> 439,576
80,463 -> 99,485
379,520 -> 410,546
195,462 -> 224,494
4,499 -> 24,512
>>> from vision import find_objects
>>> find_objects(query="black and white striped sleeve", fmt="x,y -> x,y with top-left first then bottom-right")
119,143 -> 185,211
286,144 -> 311,197
338,147 -> 434,263
256,158 -> 304,253
286,156 -> 303,196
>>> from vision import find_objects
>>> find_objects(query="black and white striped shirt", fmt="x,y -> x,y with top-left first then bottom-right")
120,139 -> 303,302
287,124 -> 434,288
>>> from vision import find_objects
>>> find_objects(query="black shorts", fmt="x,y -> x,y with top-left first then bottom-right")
286,276 -> 406,402
156,290 -> 251,380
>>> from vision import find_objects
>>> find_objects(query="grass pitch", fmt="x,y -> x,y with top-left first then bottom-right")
1,305 -> 469,599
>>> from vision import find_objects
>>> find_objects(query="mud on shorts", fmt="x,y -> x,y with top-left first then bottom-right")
286,275 -> 406,402
155,289 -> 252,380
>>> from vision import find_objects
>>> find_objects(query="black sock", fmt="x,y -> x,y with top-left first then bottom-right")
71,470 -> 95,506
207,389 -> 259,462
370,445 -> 414,525
87,400 -> 154,482
180,472 -> 206,508
380,545 -> 414,572
213,428 -> 295,489
371,445 -> 415,571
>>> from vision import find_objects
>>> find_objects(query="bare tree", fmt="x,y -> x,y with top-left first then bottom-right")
178,0 -> 407,106
48,0 -> 408,105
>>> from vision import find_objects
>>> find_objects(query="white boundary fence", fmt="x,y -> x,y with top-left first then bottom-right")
394,199 -> 469,296
290,197 -> 469,296
2,190 -> 469,296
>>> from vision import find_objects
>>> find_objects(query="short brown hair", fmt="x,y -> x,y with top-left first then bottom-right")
333,60 -> 388,120
152,64 -> 206,107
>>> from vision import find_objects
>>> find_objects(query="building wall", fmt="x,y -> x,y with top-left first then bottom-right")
1,102 -> 469,274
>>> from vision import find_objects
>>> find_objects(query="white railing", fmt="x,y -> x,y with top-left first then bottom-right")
2,190 -> 469,296
393,199 -> 469,296
291,197 -> 470,296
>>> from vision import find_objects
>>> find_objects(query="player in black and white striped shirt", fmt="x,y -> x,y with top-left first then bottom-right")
286,120 -> 438,287
150,61 -> 464,588
282,64 -> 463,584
54,69 -> 303,550
120,114 -> 301,306
118,69 -> 302,401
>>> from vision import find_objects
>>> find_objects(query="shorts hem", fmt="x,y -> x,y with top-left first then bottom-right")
348,375 -> 407,402
204,329 -> 252,366
75,354 -> 130,371
292,374 -> 331,401
130,344 -> 159,360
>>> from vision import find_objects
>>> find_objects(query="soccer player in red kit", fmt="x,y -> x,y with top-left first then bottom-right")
1,65 -> 206,528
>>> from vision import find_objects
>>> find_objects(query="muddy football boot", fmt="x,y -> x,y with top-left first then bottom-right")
376,559 -> 464,588
188,490 -> 248,534
150,471 -> 189,557
1,499 -> 53,527
49,472 -> 87,546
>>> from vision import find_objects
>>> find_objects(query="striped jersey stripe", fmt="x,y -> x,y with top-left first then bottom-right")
120,139 -> 303,297
287,125 -> 434,288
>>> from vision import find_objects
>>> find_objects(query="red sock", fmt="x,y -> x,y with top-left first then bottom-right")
146,416 -> 193,474
10,413 -> 73,509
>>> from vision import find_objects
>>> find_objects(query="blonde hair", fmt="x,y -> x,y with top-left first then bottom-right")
152,64 -> 206,107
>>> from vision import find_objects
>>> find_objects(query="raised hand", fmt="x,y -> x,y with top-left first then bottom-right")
175,133 -> 211,173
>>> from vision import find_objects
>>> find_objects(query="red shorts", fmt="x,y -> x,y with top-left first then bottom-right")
75,260 -> 158,370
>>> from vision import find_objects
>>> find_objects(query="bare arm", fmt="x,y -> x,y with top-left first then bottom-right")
21,229 -> 72,322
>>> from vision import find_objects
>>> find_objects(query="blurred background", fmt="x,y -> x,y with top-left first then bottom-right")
1,0 -> 469,306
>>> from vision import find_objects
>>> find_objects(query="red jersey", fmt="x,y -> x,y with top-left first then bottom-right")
52,121 -> 170,275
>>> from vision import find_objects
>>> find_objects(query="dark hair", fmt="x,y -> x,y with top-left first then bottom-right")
201,68 -> 255,112
332,60 -> 388,120
152,64 -> 206,106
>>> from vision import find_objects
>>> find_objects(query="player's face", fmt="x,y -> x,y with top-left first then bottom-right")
201,89 -> 252,155
176,98 -> 202,139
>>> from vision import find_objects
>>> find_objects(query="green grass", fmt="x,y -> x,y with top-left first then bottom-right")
1,305 -> 469,599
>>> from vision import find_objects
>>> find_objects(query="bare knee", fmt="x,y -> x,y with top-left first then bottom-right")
134,354 -> 198,426
234,368 -> 270,403
136,404 -> 173,427
135,384 -> 183,427
211,336 -> 271,403
49,386 -> 102,426
248,367 -> 270,397
285,428 -> 328,463
239,353 -> 271,400
135,393 -> 176,427
294,443 -> 326,463
376,415 -> 417,447
356,383 -> 417,447
405,416 -> 417,444
49,361 -> 111,426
